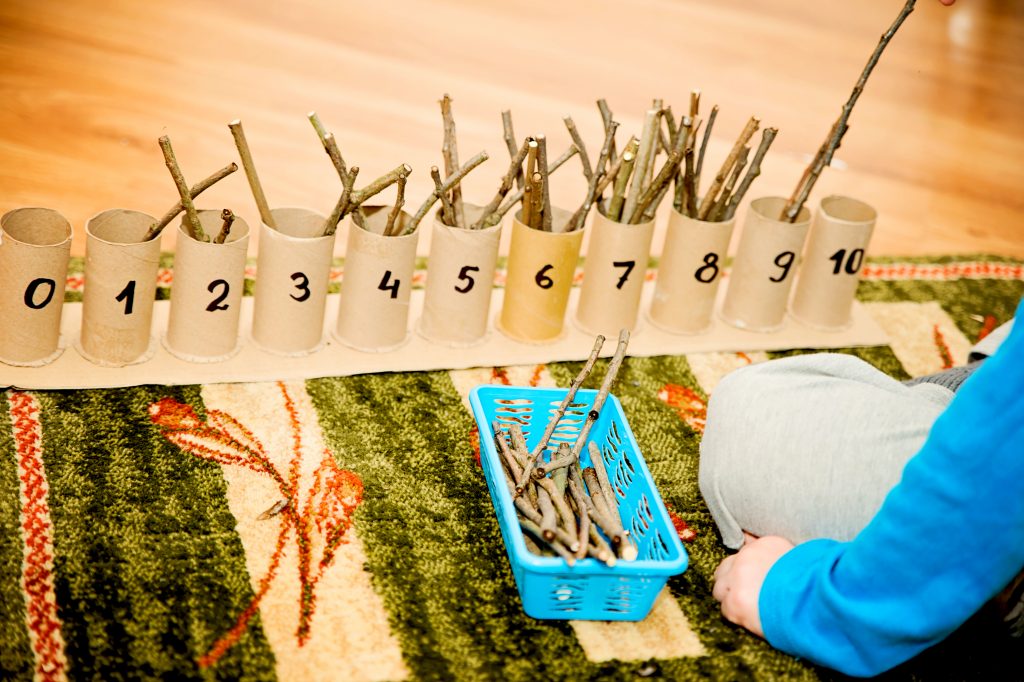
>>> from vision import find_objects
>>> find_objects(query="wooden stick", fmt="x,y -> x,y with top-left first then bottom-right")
782,0 -> 917,222
485,145 -> 578,227
563,116 -> 593,183
568,119 -> 619,231
726,127 -> 778,220
501,110 -> 524,190
474,136 -> 531,229
675,117 -> 700,214
566,469 -> 591,559
322,166 -> 359,236
537,135 -> 553,232
145,162 -> 237,240
440,93 -> 465,227
228,120 -> 276,229
607,137 -> 639,222
689,90 -> 701,119
564,329 -> 630,466
158,135 -> 207,242
596,98 -> 617,164
622,108 -> 659,221
695,104 -> 718,197
352,164 -> 412,208
307,112 -> 349,183
711,146 -> 750,222
514,334 -> 605,496
431,166 -> 455,226
683,127 -> 700,218
407,151 -> 489,232
698,116 -> 759,221
522,139 -> 539,228
214,209 -> 234,244
628,121 -> 689,224
519,519 -> 577,564
492,421 -> 524,481
383,173 -> 408,237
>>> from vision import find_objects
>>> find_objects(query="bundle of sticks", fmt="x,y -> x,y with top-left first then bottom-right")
146,135 -> 239,243
489,330 -> 639,567
669,91 -> 778,223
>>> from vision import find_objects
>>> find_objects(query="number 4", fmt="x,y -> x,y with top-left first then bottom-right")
378,270 -> 400,299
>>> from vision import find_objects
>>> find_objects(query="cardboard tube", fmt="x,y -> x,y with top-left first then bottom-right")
575,210 -> 655,336
649,208 -> 736,335
251,207 -> 335,355
79,208 -> 161,366
164,210 -> 250,361
790,195 -> 876,331
497,207 -> 583,343
720,196 -> 811,332
0,208 -> 72,366
418,204 -> 501,347
334,206 -> 420,351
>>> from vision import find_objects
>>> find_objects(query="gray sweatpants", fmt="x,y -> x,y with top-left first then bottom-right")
698,321 -> 1012,550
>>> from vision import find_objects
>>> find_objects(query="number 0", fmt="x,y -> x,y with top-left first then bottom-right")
23,278 -> 56,310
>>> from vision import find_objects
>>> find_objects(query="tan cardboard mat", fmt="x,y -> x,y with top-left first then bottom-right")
1,283 -> 887,389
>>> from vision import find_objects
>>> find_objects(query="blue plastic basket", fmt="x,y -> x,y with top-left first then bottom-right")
469,384 -> 688,621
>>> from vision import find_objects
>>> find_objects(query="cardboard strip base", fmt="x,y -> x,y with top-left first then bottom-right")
1,279 -> 887,389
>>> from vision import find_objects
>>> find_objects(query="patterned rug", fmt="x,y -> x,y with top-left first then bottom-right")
2,255 -> 1022,681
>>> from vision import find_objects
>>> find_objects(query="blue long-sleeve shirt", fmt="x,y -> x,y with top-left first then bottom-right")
760,298 -> 1024,677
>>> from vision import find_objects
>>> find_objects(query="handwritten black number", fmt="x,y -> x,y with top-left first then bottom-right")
378,270 -> 400,299
290,272 -> 311,302
455,265 -> 479,293
23,278 -> 56,310
694,253 -> 720,283
534,264 -> 554,290
828,248 -> 864,275
206,279 -> 230,311
769,251 -> 796,283
115,280 -> 136,315
612,260 -> 635,290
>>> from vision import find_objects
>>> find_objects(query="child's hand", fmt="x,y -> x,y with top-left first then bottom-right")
712,533 -> 794,637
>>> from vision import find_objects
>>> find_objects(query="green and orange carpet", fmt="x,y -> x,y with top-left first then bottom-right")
2,255 -> 1022,681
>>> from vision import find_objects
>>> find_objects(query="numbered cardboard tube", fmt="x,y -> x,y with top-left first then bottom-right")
789,195 -> 876,331
0,208 -> 72,366
334,206 -> 420,351
575,209 -> 655,337
720,196 -> 811,332
165,210 -> 250,361
79,208 -> 161,366
251,207 -> 335,355
648,208 -> 736,335
419,204 -> 501,346
498,207 -> 583,344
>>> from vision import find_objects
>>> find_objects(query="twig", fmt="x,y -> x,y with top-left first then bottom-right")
440,93 -> 465,227
695,104 -> 718,197
710,146 -> 750,222
537,135 -> 553,232
485,145 -> 578,227
352,164 -> 412,208
514,334 -> 605,496
214,209 -> 234,244
607,138 -> 639,222
383,173 -> 408,237
322,166 -> 359,236
725,127 -> 778,220
782,0 -> 917,222
689,90 -> 701,119
564,329 -> 630,466
145,162 -> 237,241
563,116 -> 593,183
432,166 -> 455,226
307,111 -> 349,183
228,120 -> 276,229
628,120 -> 689,224
501,110 -> 524,190
698,116 -> 759,221
407,151 -> 489,232
597,98 -> 617,164
623,109 -> 659,221
158,135 -> 207,242
474,137 -> 531,229
522,139 -> 539,228
568,119 -> 619,231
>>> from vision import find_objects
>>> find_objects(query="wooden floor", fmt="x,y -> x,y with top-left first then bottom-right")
1,0 -> 1022,257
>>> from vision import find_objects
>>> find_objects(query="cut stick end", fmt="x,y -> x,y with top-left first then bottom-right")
228,119 -> 241,127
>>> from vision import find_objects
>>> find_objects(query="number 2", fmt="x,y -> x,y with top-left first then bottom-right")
206,279 -> 230,311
